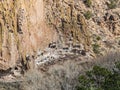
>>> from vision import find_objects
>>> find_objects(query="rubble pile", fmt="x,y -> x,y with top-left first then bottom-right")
35,41 -> 92,67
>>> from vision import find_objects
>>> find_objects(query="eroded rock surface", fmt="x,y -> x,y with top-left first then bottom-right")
0,0 -> 57,70
0,0 -> 120,78
44,0 -> 120,55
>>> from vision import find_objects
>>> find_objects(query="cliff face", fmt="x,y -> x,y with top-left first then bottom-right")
45,0 -> 120,53
45,0 -> 91,47
0,0 -> 120,71
0,0 -> 57,70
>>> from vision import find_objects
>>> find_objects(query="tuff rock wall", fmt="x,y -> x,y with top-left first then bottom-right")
44,0 -> 91,51
0,0 -> 57,70
44,0 -> 120,55
0,0 -> 120,71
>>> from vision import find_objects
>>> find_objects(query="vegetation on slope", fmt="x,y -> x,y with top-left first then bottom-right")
0,52 -> 120,90
76,61 -> 120,90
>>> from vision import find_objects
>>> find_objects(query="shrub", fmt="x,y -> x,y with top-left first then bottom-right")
107,0 -> 118,9
76,61 -> 120,90
96,36 -> 101,41
92,43 -> 100,54
84,11 -> 92,20
84,0 -> 92,7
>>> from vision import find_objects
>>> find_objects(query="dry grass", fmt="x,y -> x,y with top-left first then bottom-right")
0,52 -> 120,90
19,52 -> 120,90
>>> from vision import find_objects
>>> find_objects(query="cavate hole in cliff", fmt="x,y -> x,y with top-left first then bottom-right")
0,2 -> 120,90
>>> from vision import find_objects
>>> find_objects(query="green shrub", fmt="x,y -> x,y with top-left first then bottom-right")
115,61 -> 120,70
96,36 -> 101,41
84,11 -> 92,20
84,0 -> 92,7
92,43 -> 100,54
107,0 -> 118,9
76,61 -> 120,90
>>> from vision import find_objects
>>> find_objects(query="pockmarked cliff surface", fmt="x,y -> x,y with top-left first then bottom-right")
0,0 -> 119,88
0,0 -> 120,73
45,0 -> 120,54
0,0 -> 57,70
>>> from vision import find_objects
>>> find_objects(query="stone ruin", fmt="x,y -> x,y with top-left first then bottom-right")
35,39 -> 88,67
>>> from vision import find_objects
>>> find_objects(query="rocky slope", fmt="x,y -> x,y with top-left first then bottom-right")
44,0 -> 120,55
0,0 -> 120,78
